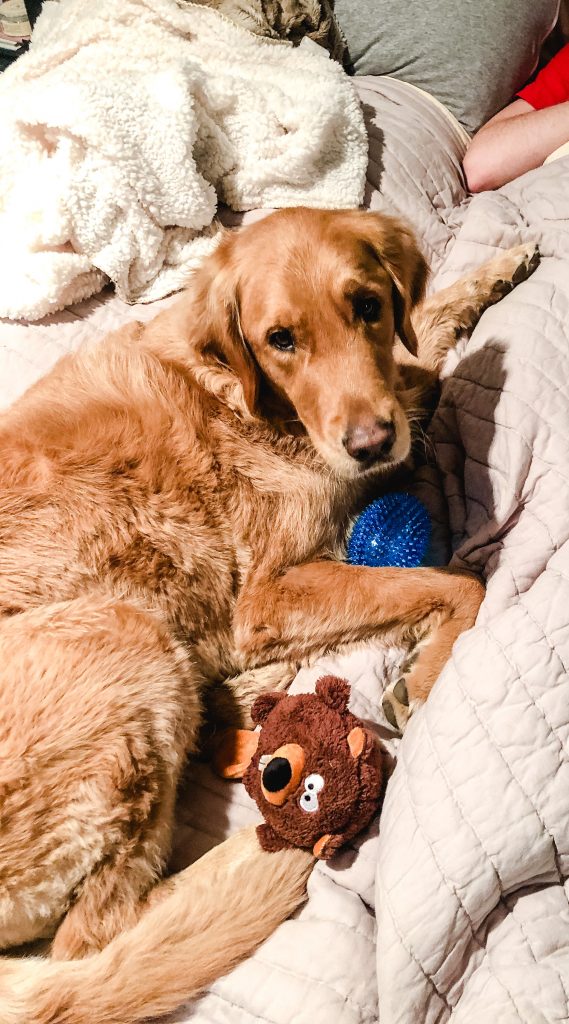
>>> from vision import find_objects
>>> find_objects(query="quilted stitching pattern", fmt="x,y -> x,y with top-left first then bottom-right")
376,153 -> 569,1022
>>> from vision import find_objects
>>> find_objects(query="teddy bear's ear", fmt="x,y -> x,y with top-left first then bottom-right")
251,691 -> 286,726
315,676 -> 351,712
347,727 -> 366,759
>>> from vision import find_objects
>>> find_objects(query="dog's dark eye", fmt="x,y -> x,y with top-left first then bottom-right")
268,328 -> 295,352
354,296 -> 381,323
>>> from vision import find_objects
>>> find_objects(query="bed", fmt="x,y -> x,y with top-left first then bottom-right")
2,4 -> 569,1022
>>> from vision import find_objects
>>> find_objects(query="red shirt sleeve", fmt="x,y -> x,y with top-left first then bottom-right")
517,43 -> 569,110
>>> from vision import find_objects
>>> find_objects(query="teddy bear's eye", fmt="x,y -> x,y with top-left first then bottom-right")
300,773 -> 325,813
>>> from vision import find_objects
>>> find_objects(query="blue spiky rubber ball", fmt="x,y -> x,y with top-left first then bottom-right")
347,493 -> 431,569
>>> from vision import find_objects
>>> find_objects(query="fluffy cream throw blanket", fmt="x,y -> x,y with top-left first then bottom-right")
0,0 -> 365,319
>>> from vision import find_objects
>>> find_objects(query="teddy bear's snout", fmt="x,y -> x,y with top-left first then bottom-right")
259,742 -> 306,806
262,756 -> 291,792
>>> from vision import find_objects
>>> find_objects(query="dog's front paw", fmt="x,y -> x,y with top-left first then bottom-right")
382,678 -> 413,734
484,243 -> 540,305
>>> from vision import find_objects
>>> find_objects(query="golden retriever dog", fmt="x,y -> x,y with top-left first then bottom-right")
0,208 -> 538,1024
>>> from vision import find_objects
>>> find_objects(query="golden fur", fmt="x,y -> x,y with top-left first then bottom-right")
0,208 -> 538,1023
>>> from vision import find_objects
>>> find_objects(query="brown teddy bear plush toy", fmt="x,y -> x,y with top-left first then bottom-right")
238,676 -> 385,860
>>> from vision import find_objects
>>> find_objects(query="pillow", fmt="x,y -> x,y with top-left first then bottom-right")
334,0 -> 560,133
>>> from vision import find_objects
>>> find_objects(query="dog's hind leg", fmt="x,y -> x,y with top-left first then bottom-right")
0,827 -> 314,1024
0,597 -> 201,959
49,759 -> 181,960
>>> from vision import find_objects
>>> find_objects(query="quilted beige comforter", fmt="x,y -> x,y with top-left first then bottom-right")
2,75 -> 569,1024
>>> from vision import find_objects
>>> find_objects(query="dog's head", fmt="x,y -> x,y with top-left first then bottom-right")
186,208 -> 427,479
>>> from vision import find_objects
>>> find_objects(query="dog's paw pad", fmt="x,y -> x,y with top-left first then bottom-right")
485,244 -> 540,305
493,278 -> 511,296
512,244 -> 540,284
393,679 -> 409,705
382,678 -> 411,734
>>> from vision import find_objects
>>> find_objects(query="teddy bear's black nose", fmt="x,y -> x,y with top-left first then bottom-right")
262,756 -> 292,793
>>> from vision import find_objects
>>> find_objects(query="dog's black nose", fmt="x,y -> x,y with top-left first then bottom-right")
262,756 -> 292,793
343,419 -> 395,464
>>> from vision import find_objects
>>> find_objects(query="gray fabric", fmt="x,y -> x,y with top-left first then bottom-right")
334,0 -> 559,133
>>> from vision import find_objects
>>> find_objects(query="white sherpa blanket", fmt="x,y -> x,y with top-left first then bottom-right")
0,0 -> 366,320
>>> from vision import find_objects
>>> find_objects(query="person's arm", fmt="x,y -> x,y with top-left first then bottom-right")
463,97 -> 569,192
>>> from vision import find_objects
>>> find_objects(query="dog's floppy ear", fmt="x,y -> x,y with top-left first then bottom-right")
361,213 -> 428,356
187,232 -> 259,418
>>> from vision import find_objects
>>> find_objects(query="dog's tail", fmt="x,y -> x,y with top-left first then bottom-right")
2,827 -> 313,1024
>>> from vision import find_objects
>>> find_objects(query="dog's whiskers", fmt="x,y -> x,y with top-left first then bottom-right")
408,415 -> 435,459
